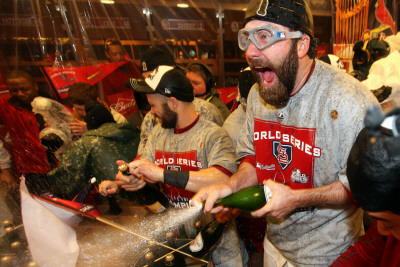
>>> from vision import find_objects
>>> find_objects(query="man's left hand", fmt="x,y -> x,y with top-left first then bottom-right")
129,159 -> 164,184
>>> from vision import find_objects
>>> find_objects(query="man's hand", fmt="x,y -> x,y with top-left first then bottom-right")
99,180 -> 120,196
115,160 -> 146,192
192,182 -> 234,214
128,159 -> 164,184
0,168 -> 18,189
68,119 -> 88,136
251,180 -> 297,218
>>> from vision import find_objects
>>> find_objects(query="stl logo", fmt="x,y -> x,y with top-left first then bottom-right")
272,141 -> 292,170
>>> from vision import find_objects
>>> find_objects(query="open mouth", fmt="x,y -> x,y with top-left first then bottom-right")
255,67 -> 276,86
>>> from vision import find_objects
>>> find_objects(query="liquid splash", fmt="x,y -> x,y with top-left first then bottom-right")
75,201 -> 202,266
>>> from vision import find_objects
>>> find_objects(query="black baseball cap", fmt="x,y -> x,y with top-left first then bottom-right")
244,0 -> 314,38
127,66 -> 194,102
141,47 -> 175,73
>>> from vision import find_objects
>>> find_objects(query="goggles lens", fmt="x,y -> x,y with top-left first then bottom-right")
238,27 -> 302,51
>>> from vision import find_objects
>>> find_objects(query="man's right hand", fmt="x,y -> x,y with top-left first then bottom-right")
68,119 -> 88,136
192,182 -> 233,213
115,160 -> 146,192
1,168 -> 18,189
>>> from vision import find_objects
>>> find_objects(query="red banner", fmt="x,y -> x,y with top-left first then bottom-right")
216,86 -> 238,105
44,61 -> 127,99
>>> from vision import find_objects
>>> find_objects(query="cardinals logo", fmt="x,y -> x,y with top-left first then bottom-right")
272,141 -> 292,170
375,0 -> 396,34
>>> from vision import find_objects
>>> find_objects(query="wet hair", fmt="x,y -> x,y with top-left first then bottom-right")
6,69 -> 35,85
67,82 -> 98,105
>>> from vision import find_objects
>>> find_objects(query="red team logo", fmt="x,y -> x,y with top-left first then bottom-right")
254,119 -> 321,189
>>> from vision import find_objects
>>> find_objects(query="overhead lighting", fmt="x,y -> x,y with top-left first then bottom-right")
177,3 -> 189,8
101,0 -> 114,4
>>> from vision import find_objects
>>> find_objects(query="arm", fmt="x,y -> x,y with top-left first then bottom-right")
122,158 -> 230,192
251,179 -> 352,218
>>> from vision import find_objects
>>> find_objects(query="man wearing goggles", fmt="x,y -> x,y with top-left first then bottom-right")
238,26 -> 303,51
194,0 -> 379,266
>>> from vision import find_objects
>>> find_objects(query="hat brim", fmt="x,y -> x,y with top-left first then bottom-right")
126,78 -> 156,94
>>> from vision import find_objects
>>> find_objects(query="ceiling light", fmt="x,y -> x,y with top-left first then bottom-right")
101,0 -> 114,4
177,3 -> 189,8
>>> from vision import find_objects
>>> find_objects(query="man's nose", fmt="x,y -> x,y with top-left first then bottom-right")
246,40 -> 262,57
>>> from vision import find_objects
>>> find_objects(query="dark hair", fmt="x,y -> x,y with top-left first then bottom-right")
186,62 -> 216,92
84,102 -> 115,130
6,69 -> 35,85
67,82 -> 98,105
307,37 -> 318,59
104,38 -> 122,52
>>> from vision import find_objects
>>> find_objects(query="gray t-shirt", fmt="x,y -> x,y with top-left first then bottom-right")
141,116 -> 239,265
138,98 -> 224,155
223,104 -> 246,151
236,60 -> 379,266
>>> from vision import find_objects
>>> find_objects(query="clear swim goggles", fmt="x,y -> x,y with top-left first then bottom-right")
238,26 -> 303,51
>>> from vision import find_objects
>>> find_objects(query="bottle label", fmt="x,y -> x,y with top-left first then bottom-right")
263,185 -> 273,202
189,232 -> 204,252
145,201 -> 166,213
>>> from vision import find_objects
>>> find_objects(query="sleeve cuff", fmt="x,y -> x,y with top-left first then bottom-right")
212,165 -> 233,177
239,155 -> 256,168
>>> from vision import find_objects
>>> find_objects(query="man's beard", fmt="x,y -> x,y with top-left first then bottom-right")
251,41 -> 299,108
159,102 -> 178,129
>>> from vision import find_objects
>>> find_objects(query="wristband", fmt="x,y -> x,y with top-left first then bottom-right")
164,170 -> 190,189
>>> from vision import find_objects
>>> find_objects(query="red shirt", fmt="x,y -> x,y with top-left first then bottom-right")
330,220 -> 400,267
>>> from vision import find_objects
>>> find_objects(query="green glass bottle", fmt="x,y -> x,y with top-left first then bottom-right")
212,185 -> 273,211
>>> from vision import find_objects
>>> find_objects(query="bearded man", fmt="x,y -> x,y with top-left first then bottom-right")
99,66 -> 243,267
193,0 -> 379,266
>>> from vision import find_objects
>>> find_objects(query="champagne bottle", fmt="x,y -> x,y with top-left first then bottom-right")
118,163 -> 168,214
166,231 -> 186,266
211,185 -> 273,211
189,220 -> 225,258
73,177 -> 97,203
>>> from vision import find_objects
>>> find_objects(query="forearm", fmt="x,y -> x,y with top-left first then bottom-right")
228,161 -> 259,193
184,167 -> 230,192
292,180 -> 352,208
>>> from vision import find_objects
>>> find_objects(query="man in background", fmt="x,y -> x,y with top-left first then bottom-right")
186,62 -> 230,120
99,38 -> 141,100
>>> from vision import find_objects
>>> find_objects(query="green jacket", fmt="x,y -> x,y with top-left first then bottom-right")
48,123 -> 140,200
